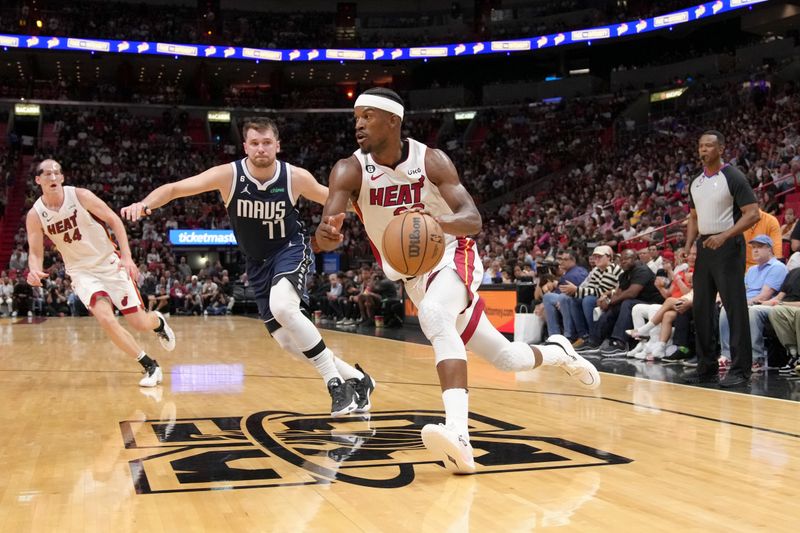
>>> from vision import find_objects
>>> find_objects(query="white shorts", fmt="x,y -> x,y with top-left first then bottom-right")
404,237 -> 485,343
69,253 -> 144,314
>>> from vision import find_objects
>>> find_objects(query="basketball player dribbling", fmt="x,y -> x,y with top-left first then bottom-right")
26,159 -> 176,387
316,88 -> 600,474
121,117 -> 374,417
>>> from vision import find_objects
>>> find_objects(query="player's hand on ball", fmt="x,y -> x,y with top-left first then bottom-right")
26,269 -> 47,287
121,202 -> 152,222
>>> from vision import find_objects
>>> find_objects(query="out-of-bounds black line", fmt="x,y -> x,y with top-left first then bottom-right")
6,361 -> 795,439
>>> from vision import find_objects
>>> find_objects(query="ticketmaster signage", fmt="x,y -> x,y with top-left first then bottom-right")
169,229 -> 238,246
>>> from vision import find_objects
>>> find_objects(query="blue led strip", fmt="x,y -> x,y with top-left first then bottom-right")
0,1 -> 767,63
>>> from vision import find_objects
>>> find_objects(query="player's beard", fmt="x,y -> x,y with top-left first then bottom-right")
358,138 -> 374,155
250,155 -> 273,168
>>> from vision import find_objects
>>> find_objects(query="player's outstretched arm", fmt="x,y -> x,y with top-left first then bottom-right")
425,148 -> 482,236
25,209 -> 48,286
77,188 -> 140,281
316,157 -> 362,251
290,165 -> 329,206
121,164 -> 231,222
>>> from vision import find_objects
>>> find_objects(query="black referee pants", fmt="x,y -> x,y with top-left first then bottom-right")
694,234 -> 751,378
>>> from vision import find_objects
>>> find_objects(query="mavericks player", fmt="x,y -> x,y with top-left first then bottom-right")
121,118 -> 374,417
26,160 -> 175,387
316,88 -> 600,473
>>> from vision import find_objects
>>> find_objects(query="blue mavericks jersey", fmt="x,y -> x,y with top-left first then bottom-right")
225,158 -> 305,261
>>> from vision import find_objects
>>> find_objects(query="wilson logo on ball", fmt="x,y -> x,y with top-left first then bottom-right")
382,212 -> 445,277
408,217 -> 421,257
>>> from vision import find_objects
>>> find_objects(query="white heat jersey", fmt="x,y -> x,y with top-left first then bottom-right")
33,186 -> 117,273
353,138 -> 459,281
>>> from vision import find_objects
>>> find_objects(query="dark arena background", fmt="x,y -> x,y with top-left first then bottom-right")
1,1 -> 799,531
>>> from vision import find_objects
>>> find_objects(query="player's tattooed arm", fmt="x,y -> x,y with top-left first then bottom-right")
316,157 -> 362,251
425,148 -> 482,236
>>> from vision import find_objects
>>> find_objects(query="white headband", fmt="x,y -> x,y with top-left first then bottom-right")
354,94 -> 404,120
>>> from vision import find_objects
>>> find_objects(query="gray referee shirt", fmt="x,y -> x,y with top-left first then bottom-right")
688,164 -> 757,235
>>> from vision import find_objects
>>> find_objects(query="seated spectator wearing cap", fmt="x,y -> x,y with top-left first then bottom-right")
719,234 -> 787,370
557,245 -> 622,348
541,249 -> 588,341
743,209 -> 782,270
579,249 -> 664,356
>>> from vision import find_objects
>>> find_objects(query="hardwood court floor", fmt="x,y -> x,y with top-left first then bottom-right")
0,316 -> 798,532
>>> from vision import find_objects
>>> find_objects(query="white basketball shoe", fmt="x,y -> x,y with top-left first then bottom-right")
153,311 -> 176,351
421,423 -> 476,474
139,362 -> 163,387
542,334 -> 601,390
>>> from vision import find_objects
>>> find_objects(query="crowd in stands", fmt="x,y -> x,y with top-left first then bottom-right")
498,80 -> 800,377
4,79 -> 799,281
1,106 -> 231,318
307,265 -> 403,328
223,86 -> 354,110
453,95 -> 628,202
0,79 -> 188,106
529,227 -> 800,377
3,70 -> 800,376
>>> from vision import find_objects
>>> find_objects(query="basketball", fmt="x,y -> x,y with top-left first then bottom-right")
382,212 -> 445,277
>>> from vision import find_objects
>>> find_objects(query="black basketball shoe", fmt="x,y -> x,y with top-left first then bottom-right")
347,363 -> 377,413
328,377 -> 358,417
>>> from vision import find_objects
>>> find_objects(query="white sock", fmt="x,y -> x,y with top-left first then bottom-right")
789,346 -> 798,357
309,348 -> 342,384
536,344 -> 568,366
333,358 -> 364,381
442,388 -> 469,439
638,321 -> 656,336
137,350 -> 147,361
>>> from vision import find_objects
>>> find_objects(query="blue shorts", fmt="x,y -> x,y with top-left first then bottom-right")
246,232 -> 312,331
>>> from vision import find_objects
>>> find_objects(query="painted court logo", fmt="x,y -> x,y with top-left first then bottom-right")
121,410 -> 631,493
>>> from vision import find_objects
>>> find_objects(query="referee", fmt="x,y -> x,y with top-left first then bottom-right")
684,130 -> 760,387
